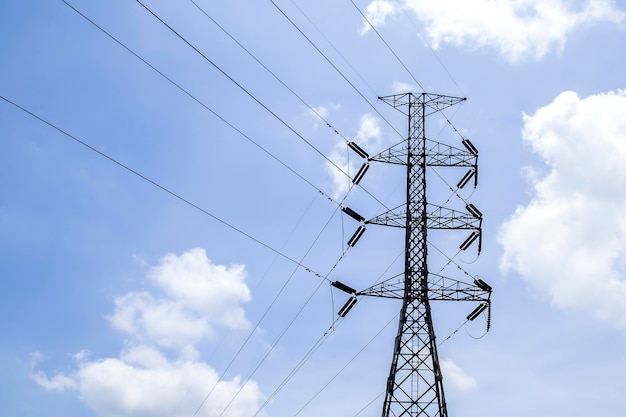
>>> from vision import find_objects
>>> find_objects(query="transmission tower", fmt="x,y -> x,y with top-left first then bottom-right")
334,92 -> 492,417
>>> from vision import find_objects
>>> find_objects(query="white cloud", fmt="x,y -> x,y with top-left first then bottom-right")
326,144 -> 353,200
384,0 -> 626,61
32,249 -> 265,417
355,113 -> 384,149
71,345 -> 265,417
310,105 -> 329,119
441,359 -> 477,391
308,105 -> 329,129
31,370 -> 78,392
391,81 -> 418,94
359,0 -> 398,35
499,89 -> 626,326
149,248 -> 251,330
30,352 -> 78,392
326,113 -> 384,198
108,291 -> 211,348
306,103 -> 340,129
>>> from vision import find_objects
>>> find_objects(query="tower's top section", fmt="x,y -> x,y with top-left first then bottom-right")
379,92 -> 466,116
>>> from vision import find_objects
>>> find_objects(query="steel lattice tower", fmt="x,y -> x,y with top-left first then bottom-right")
336,92 -> 492,417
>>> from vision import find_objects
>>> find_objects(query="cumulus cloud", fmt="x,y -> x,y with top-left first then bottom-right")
365,0 -> 625,61
441,359 -> 477,391
32,248 -> 265,417
149,249 -> 250,330
499,89 -> 626,326
326,113 -> 384,198
359,0 -> 398,34
70,345 -> 264,417
108,291 -> 211,348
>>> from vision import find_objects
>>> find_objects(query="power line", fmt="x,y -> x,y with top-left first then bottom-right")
1,91 -> 362,417
391,0 -> 466,97
57,4 -> 397,414
135,1 -> 364,197
252,316 -> 343,417
252,246 -> 404,416
0,93 -> 327,281
215,278 -> 327,417
60,0 -> 340,207
192,202 -> 347,416
349,0 -> 426,93
294,311 -> 399,416
266,0 -> 405,141
202,193 -> 364,416
287,0 -> 379,98
352,0 -> 469,148
188,0 -> 352,144
3,91 -> 362,417
135,0 -> 392,212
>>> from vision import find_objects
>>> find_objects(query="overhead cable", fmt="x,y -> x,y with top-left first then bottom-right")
0,94 -> 327,282
252,315 -> 345,417
293,312 -> 399,416
135,0 -> 391,211
192,202 -> 346,416
266,0 -> 405,141
214,279 -> 327,417
287,0 -> 379,97
391,0 -> 466,97
349,0 -> 426,93
60,0 -> 340,207
135,1 -> 350,192
188,0 -> 351,143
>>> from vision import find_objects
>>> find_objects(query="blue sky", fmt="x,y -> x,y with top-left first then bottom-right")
2,0 -> 626,416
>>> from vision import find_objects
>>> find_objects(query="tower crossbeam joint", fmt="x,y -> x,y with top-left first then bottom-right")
365,204 -> 406,228
366,204 -> 481,230
357,273 -> 491,302
426,205 -> 481,230
369,138 -> 476,167
378,93 -> 466,116
425,139 -> 476,167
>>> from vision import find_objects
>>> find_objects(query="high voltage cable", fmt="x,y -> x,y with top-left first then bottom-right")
2,91 -> 358,416
214,278 -> 327,417
354,390 -> 384,416
63,2 -> 472,413
349,0 -> 426,93
58,4 -> 395,414
266,0 -> 406,141
391,0 -> 466,97
352,0 -> 469,146
204,192 -> 320,365
352,0 -> 476,235
0,94 -> 327,282
19,4 -> 478,416
188,0 -> 352,144
353,0 -> 465,99
252,315 -> 344,417
287,0 -> 379,98
253,250 -> 405,416
294,311 -> 399,416
205,199 -> 361,417
60,0 -> 340,207
134,0 -> 391,212
192,202 -> 349,416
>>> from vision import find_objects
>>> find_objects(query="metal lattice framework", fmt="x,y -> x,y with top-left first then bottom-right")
338,93 -> 491,417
